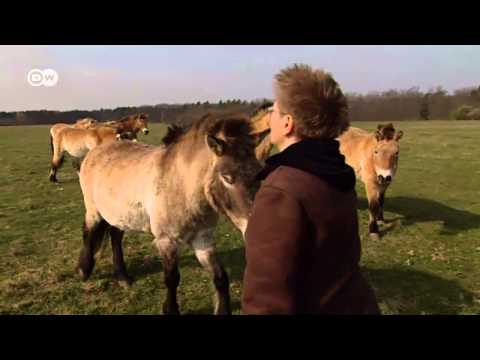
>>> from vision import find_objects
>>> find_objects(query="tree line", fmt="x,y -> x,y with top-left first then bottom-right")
2,85 -> 480,126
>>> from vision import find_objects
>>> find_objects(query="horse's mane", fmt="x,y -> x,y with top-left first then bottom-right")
162,124 -> 188,146
377,123 -> 396,140
250,100 -> 273,118
118,113 -> 148,123
161,112 -> 253,148
76,117 -> 96,124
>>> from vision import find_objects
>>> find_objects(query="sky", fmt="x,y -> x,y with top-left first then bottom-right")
1,45 -> 480,112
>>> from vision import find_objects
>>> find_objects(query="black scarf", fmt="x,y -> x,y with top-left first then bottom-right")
256,138 -> 356,192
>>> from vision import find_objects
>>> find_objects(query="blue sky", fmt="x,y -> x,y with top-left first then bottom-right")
1,45 -> 480,111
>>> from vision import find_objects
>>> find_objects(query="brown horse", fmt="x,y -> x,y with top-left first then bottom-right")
48,124 -> 136,183
337,123 -> 403,239
76,113 -> 264,315
102,113 -> 150,138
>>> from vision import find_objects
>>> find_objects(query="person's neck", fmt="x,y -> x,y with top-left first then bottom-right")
277,136 -> 303,152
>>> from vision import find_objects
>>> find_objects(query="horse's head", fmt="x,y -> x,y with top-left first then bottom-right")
75,117 -> 98,129
134,113 -> 150,135
373,123 -> 403,186
116,129 -> 138,142
204,115 -> 263,237
248,101 -> 274,162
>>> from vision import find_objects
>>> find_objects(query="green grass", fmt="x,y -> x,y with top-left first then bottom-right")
1,121 -> 479,314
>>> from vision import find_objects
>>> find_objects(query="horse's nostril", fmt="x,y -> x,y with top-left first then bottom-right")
385,175 -> 392,182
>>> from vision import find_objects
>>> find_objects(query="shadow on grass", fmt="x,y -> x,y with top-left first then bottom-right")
126,255 -> 164,280
183,299 -> 242,315
96,247 -> 475,314
184,261 -> 475,315
177,247 -> 246,283
358,196 -> 480,234
364,267 -> 475,314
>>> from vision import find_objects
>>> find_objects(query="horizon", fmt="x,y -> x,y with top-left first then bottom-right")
1,45 -> 480,112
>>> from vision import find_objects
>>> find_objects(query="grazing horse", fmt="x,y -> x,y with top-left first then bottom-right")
76,113 -> 264,315
49,125 -> 136,183
104,113 -> 150,138
337,123 -> 403,240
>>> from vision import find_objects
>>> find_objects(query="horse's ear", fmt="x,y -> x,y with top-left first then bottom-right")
394,130 -> 404,141
375,130 -> 384,141
206,135 -> 226,156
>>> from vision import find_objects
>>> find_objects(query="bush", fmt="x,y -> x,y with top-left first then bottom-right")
467,108 -> 480,120
452,105 -> 475,120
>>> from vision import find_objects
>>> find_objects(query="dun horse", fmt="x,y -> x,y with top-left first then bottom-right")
49,117 -> 98,140
240,106 -> 405,239
337,123 -> 403,239
48,114 -> 149,183
249,101 -> 274,162
76,113 -> 264,315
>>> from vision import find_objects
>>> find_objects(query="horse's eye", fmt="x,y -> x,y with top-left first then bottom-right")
221,174 -> 234,185
374,150 -> 379,155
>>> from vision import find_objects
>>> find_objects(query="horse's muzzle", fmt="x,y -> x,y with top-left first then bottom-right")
143,128 -> 150,135
377,175 -> 392,185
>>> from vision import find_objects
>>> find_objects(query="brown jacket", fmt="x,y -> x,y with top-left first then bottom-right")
242,163 -> 380,314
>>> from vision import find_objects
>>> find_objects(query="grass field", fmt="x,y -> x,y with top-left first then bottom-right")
1,121 -> 479,314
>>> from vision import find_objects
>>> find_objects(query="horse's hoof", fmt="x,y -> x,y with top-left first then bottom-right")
369,233 -> 381,241
214,309 -> 232,316
163,302 -> 180,315
76,266 -> 90,281
118,279 -> 132,289
114,273 -> 133,289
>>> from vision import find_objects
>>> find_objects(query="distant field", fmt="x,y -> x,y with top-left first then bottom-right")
0,121 -> 479,314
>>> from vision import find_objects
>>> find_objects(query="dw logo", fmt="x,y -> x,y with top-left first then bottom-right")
27,69 -> 59,87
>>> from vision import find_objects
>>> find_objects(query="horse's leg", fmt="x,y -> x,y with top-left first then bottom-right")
191,231 -> 231,315
76,211 -> 109,280
365,180 -> 381,240
49,136 -> 64,183
71,157 -> 82,174
378,189 -> 386,224
154,236 -> 180,315
109,226 -> 133,288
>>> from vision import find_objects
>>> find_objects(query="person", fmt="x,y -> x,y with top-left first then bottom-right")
242,64 -> 381,314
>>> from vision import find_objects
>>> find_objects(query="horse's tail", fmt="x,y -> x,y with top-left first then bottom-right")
49,134 -> 54,155
50,134 -> 65,168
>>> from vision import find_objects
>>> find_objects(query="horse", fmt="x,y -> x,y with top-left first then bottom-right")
337,123 -> 403,240
48,125 -> 136,183
49,117 -> 98,153
248,101 -> 274,162
103,113 -> 150,138
76,112 -> 265,315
